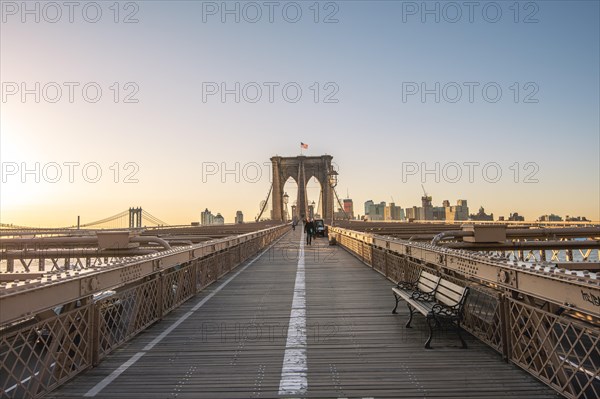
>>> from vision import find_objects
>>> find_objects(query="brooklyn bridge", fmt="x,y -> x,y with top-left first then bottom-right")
1,155 -> 599,399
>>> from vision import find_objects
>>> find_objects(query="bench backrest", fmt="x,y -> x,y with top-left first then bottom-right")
417,270 -> 440,293
435,278 -> 468,308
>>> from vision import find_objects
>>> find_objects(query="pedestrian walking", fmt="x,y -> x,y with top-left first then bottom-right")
304,218 -> 315,245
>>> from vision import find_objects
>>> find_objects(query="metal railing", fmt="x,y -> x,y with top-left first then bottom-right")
0,225 -> 289,398
331,227 -> 599,399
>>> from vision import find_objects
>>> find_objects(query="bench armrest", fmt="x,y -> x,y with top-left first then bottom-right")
431,302 -> 463,318
411,290 -> 435,302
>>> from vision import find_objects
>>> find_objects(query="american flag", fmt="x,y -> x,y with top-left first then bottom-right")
301,142 -> 308,149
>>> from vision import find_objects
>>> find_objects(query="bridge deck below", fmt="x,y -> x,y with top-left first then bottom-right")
47,230 -> 558,398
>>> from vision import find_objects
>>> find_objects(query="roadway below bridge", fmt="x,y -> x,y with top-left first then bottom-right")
46,228 -> 558,398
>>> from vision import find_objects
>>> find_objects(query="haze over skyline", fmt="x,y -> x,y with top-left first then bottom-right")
1,1 -> 598,226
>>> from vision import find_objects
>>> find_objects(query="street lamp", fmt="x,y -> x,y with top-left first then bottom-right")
328,169 -> 338,227
283,192 -> 289,222
328,170 -> 338,187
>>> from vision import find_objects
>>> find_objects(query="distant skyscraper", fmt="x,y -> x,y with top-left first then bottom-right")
420,193 -> 433,220
235,211 -> 244,224
366,201 -> 386,220
364,200 -> 374,215
456,200 -> 468,220
405,206 -> 419,220
432,206 -> 446,220
384,203 -> 404,221
201,208 -> 214,225
445,200 -> 468,221
343,198 -> 354,219
201,208 -> 227,225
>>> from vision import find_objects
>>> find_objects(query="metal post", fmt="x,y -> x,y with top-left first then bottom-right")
90,298 -> 101,366
157,273 -> 164,320
192,260 -> 199,294
499,293 -> 510,361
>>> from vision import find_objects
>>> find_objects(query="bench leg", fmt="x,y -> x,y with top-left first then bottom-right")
456,320 -> 467,349
392,295 -> 400,314
425,315 -> 435,349
405,304 -> 414,328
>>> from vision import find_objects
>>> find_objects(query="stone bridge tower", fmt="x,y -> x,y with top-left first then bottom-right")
270,155 -> 334,222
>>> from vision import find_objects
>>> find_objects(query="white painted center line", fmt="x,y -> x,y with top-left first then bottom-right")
278,233 -> 308,396
84,235 -> 286,397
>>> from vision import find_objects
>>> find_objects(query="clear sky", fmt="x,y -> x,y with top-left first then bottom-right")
1,0 -> 599,226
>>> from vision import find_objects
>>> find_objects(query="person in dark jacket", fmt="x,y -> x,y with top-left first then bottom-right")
304,218 -> 315,245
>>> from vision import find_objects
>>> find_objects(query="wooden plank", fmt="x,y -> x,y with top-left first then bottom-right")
435,280 -> 466,306
416,271 -> 440,292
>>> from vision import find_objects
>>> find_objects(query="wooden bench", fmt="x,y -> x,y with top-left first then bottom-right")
392,270 -> 469,349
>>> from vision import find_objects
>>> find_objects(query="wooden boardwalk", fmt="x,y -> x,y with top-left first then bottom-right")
47,229 -> 559,398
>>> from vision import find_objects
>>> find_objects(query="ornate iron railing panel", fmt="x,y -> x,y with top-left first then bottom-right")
162,262 -> 196,315
1,306 -> 91,398
96,277 -> 161,361
508,299 -> 600,399
461,287 -> 503,353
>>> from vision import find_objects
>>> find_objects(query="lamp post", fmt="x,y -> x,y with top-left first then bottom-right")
283,192 -> 289,222
328,169 -> 338,227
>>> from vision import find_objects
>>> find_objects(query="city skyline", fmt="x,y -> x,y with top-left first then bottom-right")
1,151 -> 599,226
1,1 -> 598,226
1,175 -> 594,227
